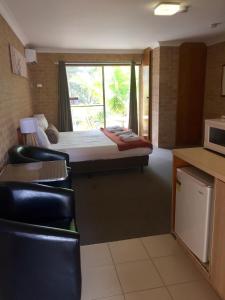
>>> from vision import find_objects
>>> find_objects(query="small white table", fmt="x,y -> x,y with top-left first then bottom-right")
0,160 -> 68,183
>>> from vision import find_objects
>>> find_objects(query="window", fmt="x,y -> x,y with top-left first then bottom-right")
66,64 -> 139,131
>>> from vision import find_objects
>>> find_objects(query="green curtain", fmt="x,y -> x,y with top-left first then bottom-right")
129,61 -> 138,134
58,61 -> 73,132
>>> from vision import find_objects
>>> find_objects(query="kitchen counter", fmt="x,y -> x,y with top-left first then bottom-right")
173,147 -> 225,182
172,147 -> 225,299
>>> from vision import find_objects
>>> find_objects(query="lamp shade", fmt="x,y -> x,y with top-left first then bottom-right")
20,117 -> 37,134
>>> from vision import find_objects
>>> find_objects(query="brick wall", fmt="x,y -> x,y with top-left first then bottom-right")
151,46 -> 179,148
204,41 -> 225,119
0,15 -> 33,168
152,42 -> 225,148
158,46 -> 179,148
29,53 -> 143,127
151,48 -> 160,147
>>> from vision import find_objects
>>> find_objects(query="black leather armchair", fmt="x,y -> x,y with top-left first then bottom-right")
8,145 -> 72,189
0,182 -> 81,300
0,181 -> 75,229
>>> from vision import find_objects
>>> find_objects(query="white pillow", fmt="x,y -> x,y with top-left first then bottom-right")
34,114 -> 48,130
36,126 -> 51,148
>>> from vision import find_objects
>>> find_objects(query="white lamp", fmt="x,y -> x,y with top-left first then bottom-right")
20,118 -> 38,145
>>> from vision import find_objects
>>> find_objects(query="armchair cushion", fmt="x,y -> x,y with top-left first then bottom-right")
0,181 -> 81,300
0,218 -> 81,300
0,181 -> 75,230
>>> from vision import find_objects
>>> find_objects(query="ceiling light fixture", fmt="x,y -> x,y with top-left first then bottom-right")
154,2 -> 181,16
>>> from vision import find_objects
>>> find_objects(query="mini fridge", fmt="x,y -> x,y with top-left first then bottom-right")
175,167 -> 214,263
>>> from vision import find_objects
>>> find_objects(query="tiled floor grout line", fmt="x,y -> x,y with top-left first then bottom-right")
106,242 -> 125,299
139,236 -> 208,300
139,237 -> 168,286
114,258 -> 153,266
139,237 -> 177,300
92,294 -> 123,300
165,278 -> 204,287
107,238 -> 171,297
81,236 -> 211,300
164,279 -> 216,300
123,285 -> 172,295
81,245 -> 123,300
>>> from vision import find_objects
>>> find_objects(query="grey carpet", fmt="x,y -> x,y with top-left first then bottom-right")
73,148 -> 172,245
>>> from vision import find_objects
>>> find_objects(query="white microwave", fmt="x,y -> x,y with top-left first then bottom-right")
204,118 -> 225,155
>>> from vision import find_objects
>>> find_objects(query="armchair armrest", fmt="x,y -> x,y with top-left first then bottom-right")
8,145 -> 70,165
0,182 -> 75,225
0,219 -> 81,300
8,145 -> 38,164
25,145 -> 70,164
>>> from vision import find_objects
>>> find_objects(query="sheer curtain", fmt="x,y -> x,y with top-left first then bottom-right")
129,61 -> 138,134
58,61 -> 73,132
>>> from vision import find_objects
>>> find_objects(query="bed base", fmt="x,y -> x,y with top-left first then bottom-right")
70,155 -> 149,175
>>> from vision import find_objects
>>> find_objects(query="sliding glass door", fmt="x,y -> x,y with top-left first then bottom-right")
66,64 -> 139,131
104,66 -> 131,128
66,66 -> 104,130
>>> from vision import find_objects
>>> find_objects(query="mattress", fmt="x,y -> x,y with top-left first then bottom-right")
50,130 -> 152,162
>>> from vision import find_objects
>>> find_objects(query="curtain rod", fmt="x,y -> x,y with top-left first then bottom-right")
54,61 -> 141,66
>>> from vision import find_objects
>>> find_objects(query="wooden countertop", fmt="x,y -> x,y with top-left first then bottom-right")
173,147 -> 225,182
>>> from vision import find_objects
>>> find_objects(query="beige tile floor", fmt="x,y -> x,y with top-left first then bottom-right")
81,234 -> 221,300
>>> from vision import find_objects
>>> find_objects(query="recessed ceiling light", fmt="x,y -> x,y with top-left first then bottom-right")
154,2 -> 181,16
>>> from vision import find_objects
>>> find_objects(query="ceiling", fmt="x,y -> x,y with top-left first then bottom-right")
2,0 -> 225,51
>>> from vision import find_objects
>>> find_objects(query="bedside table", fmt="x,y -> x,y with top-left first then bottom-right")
0,160 -> 68,183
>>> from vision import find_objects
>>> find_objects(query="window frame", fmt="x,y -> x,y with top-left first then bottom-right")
66,63 -> 140,131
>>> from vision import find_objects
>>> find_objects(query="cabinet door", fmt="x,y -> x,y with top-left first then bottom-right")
176,43 -> 206,147
211,179 -> 225,299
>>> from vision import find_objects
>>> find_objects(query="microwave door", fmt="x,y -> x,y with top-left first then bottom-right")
209,128 -> 225,146
205,126 -> 225,155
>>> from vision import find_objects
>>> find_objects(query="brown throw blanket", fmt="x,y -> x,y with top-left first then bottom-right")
101,128 -> 152,151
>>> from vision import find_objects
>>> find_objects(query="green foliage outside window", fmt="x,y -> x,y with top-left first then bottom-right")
66,65 -> 133,130
107,67 -> 129,116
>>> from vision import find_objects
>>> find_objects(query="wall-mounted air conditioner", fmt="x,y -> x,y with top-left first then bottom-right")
25,49 -> 37,64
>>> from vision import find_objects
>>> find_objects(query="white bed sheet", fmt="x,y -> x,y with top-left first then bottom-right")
50,130 -> 151,162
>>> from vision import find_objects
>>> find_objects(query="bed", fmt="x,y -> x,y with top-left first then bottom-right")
19,115 -> 152,174
49,130 -> 152,174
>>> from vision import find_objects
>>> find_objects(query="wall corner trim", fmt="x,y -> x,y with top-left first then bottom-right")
206,35 -> 225,47
0,0 -> 28,46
